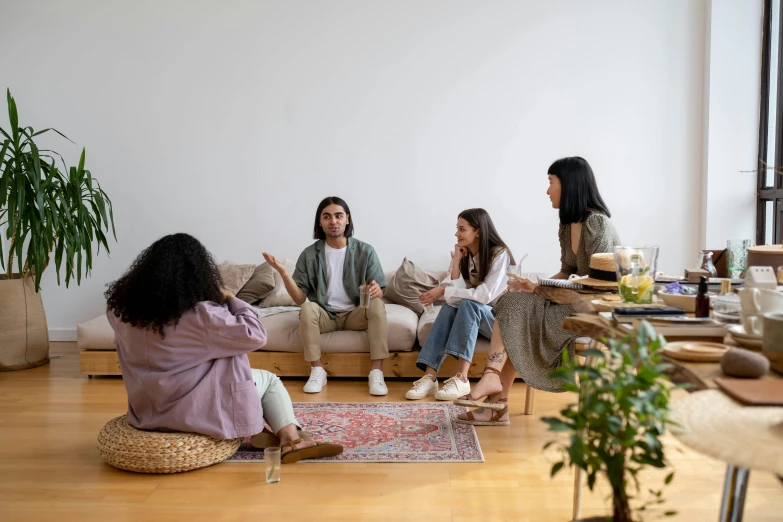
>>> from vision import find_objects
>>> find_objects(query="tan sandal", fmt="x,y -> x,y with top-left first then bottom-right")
280,438 -> 344,464
453,367 -> 505,410
250,428 -> 312,449
454,398 -> 509,426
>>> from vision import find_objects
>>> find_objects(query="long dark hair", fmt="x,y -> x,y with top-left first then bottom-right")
548,156 -> 611,224
312,196 -> 354,240
457,208 -> 514,283
105,233 -> 225,337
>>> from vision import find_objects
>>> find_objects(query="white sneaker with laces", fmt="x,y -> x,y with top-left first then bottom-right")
368,369 -> 388,396
405,375 -> 439,400
434,373 -> 470,401
303,366 -> 327,393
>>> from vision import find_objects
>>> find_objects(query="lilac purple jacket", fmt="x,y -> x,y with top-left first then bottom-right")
107,297 -> 267,440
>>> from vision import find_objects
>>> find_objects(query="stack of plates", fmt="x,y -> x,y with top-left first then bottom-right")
727,324 -> 763,350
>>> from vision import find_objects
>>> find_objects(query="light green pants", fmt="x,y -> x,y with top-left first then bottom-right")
250,368 -> 299,434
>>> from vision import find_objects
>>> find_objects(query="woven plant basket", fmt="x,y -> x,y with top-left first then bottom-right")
97,415 -> 241,474
0,275 -> 49,371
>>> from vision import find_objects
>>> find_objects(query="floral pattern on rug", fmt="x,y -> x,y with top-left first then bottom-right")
227,402 -> 484,463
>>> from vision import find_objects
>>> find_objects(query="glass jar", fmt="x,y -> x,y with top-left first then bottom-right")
614,246 -> 660,304
697,250 -> 717,278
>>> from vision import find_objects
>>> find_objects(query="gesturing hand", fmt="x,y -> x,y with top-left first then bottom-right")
262,252 -> 286,275
453,244 -> 467,261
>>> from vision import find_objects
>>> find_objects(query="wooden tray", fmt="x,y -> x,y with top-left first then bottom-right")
663,341 -> 729,362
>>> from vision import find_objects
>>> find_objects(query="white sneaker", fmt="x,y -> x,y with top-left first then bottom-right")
434,373 -> 470,401
368,369 -> 388,396
405,375 -> 439,400
303,366 -> 327,393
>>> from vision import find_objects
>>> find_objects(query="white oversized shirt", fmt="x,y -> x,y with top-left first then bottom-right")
441,250 -> 511,306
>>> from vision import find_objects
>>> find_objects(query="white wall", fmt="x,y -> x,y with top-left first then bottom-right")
0,0 -> 754,335
702,0 -> 762,248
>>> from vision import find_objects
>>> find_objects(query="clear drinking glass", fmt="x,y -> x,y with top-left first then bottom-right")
726,239 -> 752,279
614,246 -> 659,304
506,265 -> 521,292
265,447 -> 281,484
697,250 -> 717,278
359,286 -> 371,308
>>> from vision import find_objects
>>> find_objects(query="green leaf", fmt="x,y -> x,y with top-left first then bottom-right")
665,471 -> 674,485
550,461 -> 564,477
7,89 -> 19,140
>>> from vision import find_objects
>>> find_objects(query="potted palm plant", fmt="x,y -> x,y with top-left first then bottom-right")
542,322 -> 677,522
0,89 -> 115,370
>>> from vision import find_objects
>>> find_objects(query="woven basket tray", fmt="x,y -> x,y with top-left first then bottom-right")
97,415 -> 241,474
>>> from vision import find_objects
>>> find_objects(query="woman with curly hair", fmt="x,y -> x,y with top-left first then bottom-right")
105,233 -> 342,463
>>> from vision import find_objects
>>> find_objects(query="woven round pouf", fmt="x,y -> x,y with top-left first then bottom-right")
669,389 -> 783,475
97,415 -> 241,474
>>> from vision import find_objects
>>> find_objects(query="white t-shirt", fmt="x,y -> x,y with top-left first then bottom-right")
324,245 -> 355,312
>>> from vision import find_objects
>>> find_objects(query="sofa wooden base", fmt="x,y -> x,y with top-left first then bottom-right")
80,350 -> 489,378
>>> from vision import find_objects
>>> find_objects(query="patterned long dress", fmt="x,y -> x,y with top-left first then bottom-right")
492,211 -> 621,392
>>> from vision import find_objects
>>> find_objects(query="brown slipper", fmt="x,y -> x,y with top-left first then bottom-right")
250,429 -> 312,449
280,438 -> 344,464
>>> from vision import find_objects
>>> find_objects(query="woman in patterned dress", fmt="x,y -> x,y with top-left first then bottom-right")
454,157 -> 621,426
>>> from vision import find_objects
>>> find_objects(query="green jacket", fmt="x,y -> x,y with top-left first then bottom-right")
292,238 -> 387,319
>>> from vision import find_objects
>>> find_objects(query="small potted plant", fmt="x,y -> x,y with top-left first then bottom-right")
542,322 -> 677,522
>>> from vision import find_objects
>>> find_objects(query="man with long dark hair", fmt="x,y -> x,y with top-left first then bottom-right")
263,196 -> 389,395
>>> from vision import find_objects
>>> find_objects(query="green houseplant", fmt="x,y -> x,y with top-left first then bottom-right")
542,322 -> 677,522
0,89 -> 115,370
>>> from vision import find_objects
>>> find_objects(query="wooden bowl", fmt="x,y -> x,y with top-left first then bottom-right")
747,245 -> 783,271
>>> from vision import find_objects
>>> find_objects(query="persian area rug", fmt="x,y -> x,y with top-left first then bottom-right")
227,402 -> 484,463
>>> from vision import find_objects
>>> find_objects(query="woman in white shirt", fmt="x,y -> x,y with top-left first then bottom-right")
405,208 -> 514,401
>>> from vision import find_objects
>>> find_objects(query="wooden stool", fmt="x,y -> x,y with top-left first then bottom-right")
97,415 -> 241,474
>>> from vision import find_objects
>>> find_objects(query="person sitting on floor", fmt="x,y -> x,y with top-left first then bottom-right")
105,233 -> 342,463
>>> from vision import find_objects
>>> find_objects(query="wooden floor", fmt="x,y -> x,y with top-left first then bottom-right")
1,344 -> 781,522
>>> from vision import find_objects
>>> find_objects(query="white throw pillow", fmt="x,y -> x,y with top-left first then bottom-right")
259,259 -> 298,307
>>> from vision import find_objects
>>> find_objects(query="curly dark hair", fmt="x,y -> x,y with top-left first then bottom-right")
105,233 -> 226,337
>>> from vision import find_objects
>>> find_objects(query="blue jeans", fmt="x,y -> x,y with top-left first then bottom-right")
416,300 -> 495,372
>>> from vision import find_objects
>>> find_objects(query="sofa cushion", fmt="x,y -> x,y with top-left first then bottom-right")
260,259 -> 297,307
383,258 -> 440,315
257,303 -> 417,353
236,263 -> 276,304
217,261 -> 256,294
78,314 -> 116,350
416,304 -> 491,354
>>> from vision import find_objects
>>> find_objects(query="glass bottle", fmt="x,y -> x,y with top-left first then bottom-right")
697,251 -> 717,278
695,276 -> 710,318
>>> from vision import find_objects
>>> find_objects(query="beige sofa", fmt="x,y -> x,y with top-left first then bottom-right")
79,270 -> 492,378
